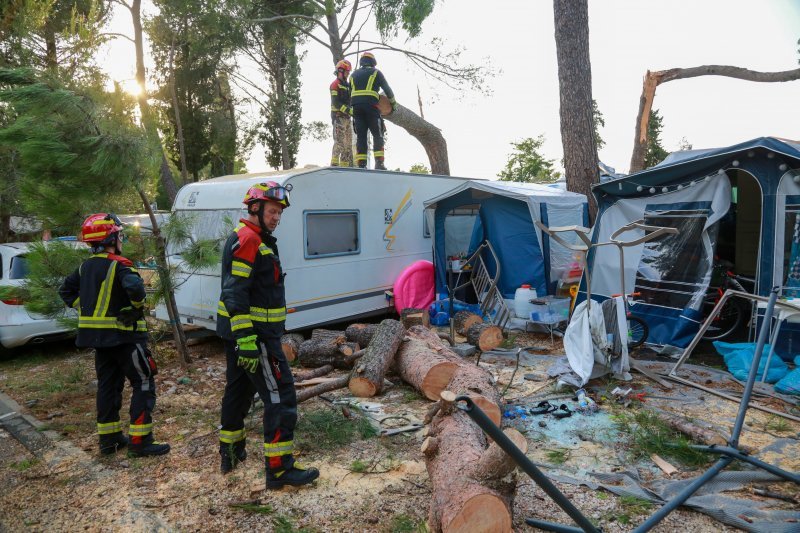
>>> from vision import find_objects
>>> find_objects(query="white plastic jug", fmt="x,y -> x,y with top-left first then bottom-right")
514,284 -> 537,319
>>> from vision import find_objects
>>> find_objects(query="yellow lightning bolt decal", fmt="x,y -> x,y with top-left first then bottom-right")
384,188 -> 413,250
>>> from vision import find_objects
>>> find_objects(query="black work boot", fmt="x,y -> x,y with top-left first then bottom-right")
357,161 -> 367,169
127,435 -> 171,458
99,432 -> 128,455
266,463 -> 320,490
220,441 -> 247,474
374,160 -> 387,170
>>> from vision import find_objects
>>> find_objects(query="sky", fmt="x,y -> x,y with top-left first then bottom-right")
98,0 -> 800,179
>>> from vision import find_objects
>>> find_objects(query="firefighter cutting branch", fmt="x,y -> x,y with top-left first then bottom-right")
351,52 -> 396,170
59,214 -> 170,458
216,182 -> 319,488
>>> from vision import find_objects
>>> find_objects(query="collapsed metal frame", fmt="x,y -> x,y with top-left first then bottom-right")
456,287 -> 799,532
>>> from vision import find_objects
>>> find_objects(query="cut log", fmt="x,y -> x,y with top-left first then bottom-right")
293,365 -> 334,382
296,374 -> 350,403
310,328 -> 346,345
407,326 -> 503,426
656,411 -> 727,447
338,342 -> 359,356
400,307 -> 430,329
473,428 -> 528,481
424,398 -> 517,532
396,336 -> 459,400
345,323 -> 378,348
453,311 -> 482,336
299,335 -> 358,369
348,319 -> 406,397
281,333 -> 304,362
466,323 -> 504,352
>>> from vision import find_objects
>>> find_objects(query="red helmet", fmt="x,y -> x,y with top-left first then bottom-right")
360,52 -> 376,67
243,181 -> 292,208
335,59 -> 352,74
81,213 -> 123,245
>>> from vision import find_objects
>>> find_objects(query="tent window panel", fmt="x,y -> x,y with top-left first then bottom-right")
305,211 -> 360,258
784,204 -> 800,297
443,208 -> 478,259
634,209 -> 713,309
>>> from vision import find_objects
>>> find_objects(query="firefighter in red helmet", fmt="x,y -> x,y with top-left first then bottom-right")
216,182 -> 319,488
350,52 -> 396,170
59,214 -> 170,457
330,59 -> 353,167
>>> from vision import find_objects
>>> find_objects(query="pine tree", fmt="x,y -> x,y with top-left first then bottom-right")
644,109 -> 669,168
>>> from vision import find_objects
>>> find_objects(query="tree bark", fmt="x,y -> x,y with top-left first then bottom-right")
629,66 -> 800,173
345,323 -> 378,348
281,333 -> 304,362
655,411 -> 727,447
310,328 -> 346,345
453,311 -> 482,336
400,307 -> 430,329
298,339 -> 353,369
383,103 -> 450,175
349,319 -> 405,397
553,0 -> 598,221
297,373 -> 350,403
167,37 -> 189,186
465,323 -> 503,352
395,336 -> 459,400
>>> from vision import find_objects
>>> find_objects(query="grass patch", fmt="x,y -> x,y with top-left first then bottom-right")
10,458 -> 38,471
388,514 -> 427,532
295,407 -> 377,453
273,515 -> 316,533
611,408 -> 711,467
500,333 -> 517,349
545,447 -> 570,465
400,388 -> 423,402
619,495 -> 653,515
230,502 -> 274,515
764,415 -> 791,434
350,459 -> 368,473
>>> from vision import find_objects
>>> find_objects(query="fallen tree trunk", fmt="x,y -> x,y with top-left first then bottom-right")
349,319 -> 406,397
423,390 -> 520,532
345,323 -> 378,348
400,307 -> 430,329
453,311 -> 482,336
407,326 -> 503,426
466,323 -> 504,352
656,411 -> 727,447
395,336 -> 459,400
281,333 -> 304,362
383,103 -> 450,175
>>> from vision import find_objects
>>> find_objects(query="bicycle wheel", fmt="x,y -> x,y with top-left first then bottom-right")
627,316 -> 649,349
701,297 -> 746,341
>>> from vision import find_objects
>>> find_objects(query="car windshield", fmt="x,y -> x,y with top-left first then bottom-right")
9,255 -> 29,279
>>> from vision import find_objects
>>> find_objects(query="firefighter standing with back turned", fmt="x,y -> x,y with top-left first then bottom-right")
59,214 -> 170,458
330,59 -> 353,167
216,181 -> 319,489
350,52 -> 396,170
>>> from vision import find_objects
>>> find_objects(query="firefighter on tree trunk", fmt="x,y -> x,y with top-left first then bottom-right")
350,52 -> 396,170
216,182 -> 319,489
59,214 -> 170,458
330,59 -> 353,167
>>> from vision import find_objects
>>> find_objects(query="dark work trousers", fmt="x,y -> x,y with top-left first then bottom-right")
219,338 -> 297,473
353,103 -> 384,167
95,343 -> 156,444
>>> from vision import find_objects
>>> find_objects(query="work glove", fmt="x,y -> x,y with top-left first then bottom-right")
389,98 -> 398,113
118,306 -> 144,328
348,106 -> 353,116
236,335 -> 260,374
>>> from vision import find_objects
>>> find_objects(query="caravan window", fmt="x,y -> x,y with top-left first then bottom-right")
305,211 -> 360,258
784,197 -> 800,297
634,206 -> 716,310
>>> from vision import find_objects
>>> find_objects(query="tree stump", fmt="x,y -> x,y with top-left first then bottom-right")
395,336 -> 459,400
466,323 -> 504,352
345,323 -> 378,348
400,307 -> 430,329
423,394 -> 522,532
348,319 -> 406,397
453,311 -> 482,336
281,333 -> 304,362
407,326 -> 502,426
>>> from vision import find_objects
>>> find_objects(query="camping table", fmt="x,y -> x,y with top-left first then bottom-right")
525,314 -> 567,347
757,297 -> 800,383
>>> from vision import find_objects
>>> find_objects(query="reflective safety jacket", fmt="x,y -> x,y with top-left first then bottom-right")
349,66 -> 395,107
330,77 -> 351,117
59,253 -> 148,348
216,219 -> 286,341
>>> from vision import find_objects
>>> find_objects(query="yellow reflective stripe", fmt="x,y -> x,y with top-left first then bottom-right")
79,316 -> 146,331
129,423 -> 153,436
373,151 -> 384,157
330,90 -> 338,96
93,261 -> 117,317
250,306 -> 286,323
92,219 -> 112,225
219,428 -> 246,443
230,314 -> 254,332
263,440 -> 293,457
97,421 -> 122,435
366,71 -> 378,92
355,154 -> 367,161
70,297 -> 80,309
231,260 -> 252,278
258,243 -> 273,256
131,299 -> 145,309
91,253 -> 109,259
83,231 -> 108,239
339,104 -> 348,113
217,301 -> 229,317
352,71 -> 379,99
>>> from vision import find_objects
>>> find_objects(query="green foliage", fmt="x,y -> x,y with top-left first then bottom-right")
302,120 -> 330,142
644,109 -> 669,168
10,458 -> 38,471
260,41 -> 303,170
273,515 -> 316,533
677,136 -> 693,151
294,407 -> 377,452
592,99 -> 605,150
375,0 -> 436,39
408,163 -> 429,174
350,459 -> 368,473
611,408 -> 711,467
389,514 -> 427,533
545,447 -> 570,465
498,135 -> 561,183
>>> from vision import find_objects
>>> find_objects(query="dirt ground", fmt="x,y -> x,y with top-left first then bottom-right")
1,328 -> 798,532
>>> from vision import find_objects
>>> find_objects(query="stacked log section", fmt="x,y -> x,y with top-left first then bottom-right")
466,323 -> 504,352
395,335 -> 459,400
345,323 -> 378,348
280,333 -> 304,362
453,311 -> 482,336
348,319 -> 406,397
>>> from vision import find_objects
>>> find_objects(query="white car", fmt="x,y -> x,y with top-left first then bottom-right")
0,241 -> 80,349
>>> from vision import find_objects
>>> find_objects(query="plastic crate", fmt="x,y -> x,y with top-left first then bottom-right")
529,296 -> 571,324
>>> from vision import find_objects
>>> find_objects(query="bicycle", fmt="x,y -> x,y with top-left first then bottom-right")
611,291 -> 649,349
700,261 -> 755,341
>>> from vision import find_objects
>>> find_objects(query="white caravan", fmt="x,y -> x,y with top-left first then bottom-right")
159,167 -> 473,331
